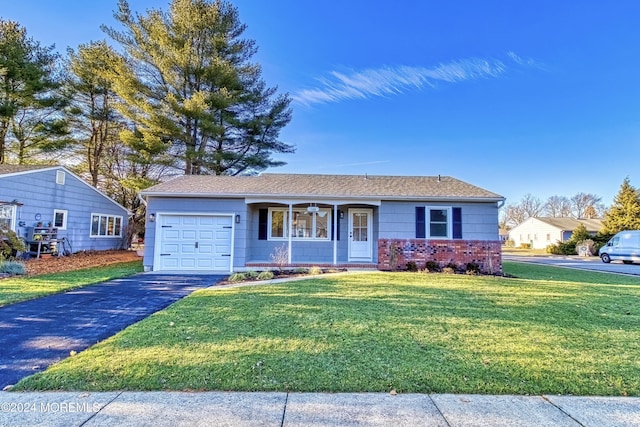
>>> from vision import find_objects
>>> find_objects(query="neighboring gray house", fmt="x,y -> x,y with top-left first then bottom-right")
0,165 -> 129,254
508,217 -> 603,249
140,173 -> 505,273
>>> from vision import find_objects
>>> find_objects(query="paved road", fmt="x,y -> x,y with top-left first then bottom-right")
0,274 -> 225,389
504,255 -> 640,276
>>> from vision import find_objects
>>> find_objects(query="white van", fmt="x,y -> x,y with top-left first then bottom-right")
599,230 -> 640,264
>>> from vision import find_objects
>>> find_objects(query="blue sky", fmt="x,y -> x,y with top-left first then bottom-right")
3,1 -> 640,207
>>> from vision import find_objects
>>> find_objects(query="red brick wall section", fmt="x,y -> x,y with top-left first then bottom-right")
377,239 -> 502,274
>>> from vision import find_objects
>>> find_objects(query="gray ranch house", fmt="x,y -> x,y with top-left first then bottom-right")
0,165 -> 129,255
140,173 -> 505,273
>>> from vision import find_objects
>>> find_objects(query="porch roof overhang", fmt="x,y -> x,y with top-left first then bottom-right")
244,197 -> 382,206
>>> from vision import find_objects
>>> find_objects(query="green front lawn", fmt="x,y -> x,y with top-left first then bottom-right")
0,261 -> 143,307
14,262 -> 640,395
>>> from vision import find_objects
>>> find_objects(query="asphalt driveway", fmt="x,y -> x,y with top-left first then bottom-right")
0,273 -> 225,389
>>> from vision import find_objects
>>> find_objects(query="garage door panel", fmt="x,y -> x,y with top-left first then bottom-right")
162,243 -> 179,252
198,243 -> 214,254
161,258 -> 179,269
199,230 -> 214,240
182,217 -> 198,226
158,214 -> 232,272
180,258 -> 196,268
163,216 -> 181,226
181,244 -> 196,254
197,258 -> 214,268
182,230 -> 197,240
199,216 -> 215,226
216,229 -> 231,239
163,230 -> 180,240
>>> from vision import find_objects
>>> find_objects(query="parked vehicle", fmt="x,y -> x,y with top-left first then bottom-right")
599,230 -> 640,264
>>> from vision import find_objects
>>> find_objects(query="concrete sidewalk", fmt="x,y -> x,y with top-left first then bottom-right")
1,391 -> 639,426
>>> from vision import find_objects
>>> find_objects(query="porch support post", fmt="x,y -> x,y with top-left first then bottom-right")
333,204 -> 338,265
288,203 -> 293,265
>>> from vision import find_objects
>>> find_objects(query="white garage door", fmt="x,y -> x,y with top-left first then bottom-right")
156,215 -> 233,271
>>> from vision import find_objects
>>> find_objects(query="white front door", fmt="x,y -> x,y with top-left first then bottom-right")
156,214 -> 233,271
349,208 -> 372,261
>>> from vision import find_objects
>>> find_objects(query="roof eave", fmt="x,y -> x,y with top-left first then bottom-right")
140,191 -> 504,203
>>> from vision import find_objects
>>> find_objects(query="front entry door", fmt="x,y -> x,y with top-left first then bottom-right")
349,209 -> 372,261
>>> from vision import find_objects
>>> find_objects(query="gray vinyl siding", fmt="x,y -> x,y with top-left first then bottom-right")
378,201 -> 500,240
0,168 -> 128,252
143,197 -> 499,270
144,196 -> 248,269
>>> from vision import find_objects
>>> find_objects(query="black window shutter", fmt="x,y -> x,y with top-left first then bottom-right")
452,207 -> 462,239
258,209 -> 268,240
331,211 -> 340,241
416,207 -> 426,238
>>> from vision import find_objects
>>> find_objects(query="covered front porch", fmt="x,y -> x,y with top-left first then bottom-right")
244,197 -> 380,268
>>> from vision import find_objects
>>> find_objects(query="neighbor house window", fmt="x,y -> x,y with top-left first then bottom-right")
53,209 -> 68,230
56,170 -> 66,185
546,233 -> 551,241
90,213 -> 122,237
0,205 -> 16,231
268,208 -> 330,240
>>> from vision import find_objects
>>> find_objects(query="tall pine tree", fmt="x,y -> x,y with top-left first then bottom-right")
602,177 -> 640,233
0,20 -> 68,164
101,0 -> 294,176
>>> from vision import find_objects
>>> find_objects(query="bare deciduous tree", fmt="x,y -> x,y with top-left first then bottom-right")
544,195 -> 572,217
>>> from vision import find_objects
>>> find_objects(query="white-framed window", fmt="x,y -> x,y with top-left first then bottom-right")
90,213 -> 122,237
56,170 -> 66,185
53,209 -> 68,230
429,208 -> 450,238
0,205 -> 16,231
416,206 -> 461,239
268,207 -> 331,241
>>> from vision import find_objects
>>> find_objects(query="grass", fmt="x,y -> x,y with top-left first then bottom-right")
502,247 -> 551,257
13,261 -> 640,395
0,261 -> 143,307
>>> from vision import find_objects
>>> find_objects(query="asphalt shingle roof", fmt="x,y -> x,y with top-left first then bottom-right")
141,173 -> 504,201
535,217 -> 603,232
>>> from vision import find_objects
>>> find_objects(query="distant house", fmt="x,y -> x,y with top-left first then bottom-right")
0,165 -> 129,255
139,173 -> 505,273
508,217 -> 603,249
499,228 -> 510,244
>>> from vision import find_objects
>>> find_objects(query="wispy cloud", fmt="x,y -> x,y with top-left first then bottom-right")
293,53 -> 538,107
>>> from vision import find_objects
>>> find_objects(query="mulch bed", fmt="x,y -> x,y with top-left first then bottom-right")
22,250 -> 141,276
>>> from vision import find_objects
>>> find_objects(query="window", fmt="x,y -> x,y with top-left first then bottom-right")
268,208 -> 331,240
430,209 -> 448,237
416,206 -> 461,239
56,170 -> 66,185
53,209 -> 68,230
90,213 -> 123,237
0,205 -> 16,231
546,233 -> 551,241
